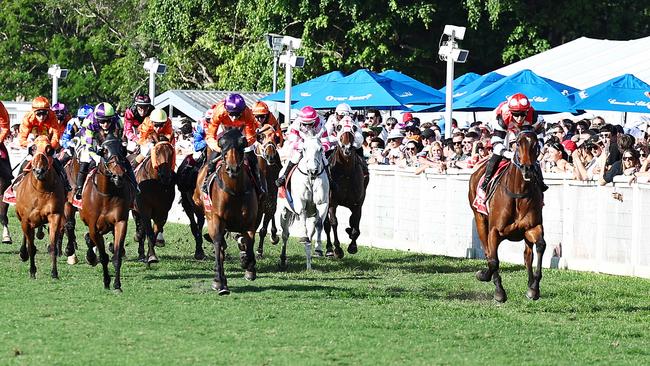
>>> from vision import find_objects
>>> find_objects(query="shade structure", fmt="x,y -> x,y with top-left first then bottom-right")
438,72 -> 481,94
452,72 -> 505,100
261,71 -> 345,103
453,69 -> 577,113
380,69 -> 446,100
570,74 -> 650,113
294,69 -> 446,109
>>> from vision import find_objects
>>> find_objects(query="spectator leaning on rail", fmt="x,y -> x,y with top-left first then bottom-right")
202,93 -> 265,196
275,106 -> 334,189
19,96 -> 71,191
481,93 -> 548,192
123,94 -> 153,152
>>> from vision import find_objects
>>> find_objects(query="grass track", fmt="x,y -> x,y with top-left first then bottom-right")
1,208 -> 649,365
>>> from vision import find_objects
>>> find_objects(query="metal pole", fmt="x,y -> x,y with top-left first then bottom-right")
52,76 -> 58,105
284,45 -> 293,127
444,32 -> 456,138
272,53 -> 279,93
149,68 -> 156,103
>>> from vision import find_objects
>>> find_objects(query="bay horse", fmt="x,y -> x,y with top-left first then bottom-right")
132,140 -> 176,264
193,128 -> 258,295
79,140 -> 135,291
15,136 -> 65,279
468,129 -> 546,302
63,154 -> 81,264
253,125 -> 282,258
278,133 -> 329,270
324,122 -> 368,258
176,152 -> 206,260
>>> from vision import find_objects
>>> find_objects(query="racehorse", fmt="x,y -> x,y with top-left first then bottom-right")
79,140 -> 135,291
63,154 -> 81,264
279,133 -> 329,270
15,137 -> 65,279
132,139 -> 176,264
176,153 -> 206,260
324,122 -> 368,258
193,128 -> 258,295
253,125 -> 282,258
468,129 -> 546,302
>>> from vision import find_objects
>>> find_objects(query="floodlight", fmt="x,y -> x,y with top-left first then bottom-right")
143,57 -> 167,75
281,36 -> 302,50
452,49 -> 469,63
47,64 -> 68,79
443,25 -> 466,40
265,33 -> 285,53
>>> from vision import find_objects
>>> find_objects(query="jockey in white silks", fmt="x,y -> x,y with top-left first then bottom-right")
275,106 -> 335,189
324,103 -> 367,175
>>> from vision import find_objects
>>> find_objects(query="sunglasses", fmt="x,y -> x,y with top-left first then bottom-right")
512,112 -> 526,117
453,141 -> 462,146
229,113 -> 241,119
365,115 -> 376,120
35,110 -> 48,117
406,146 -> 417,151
255,115 -> 267,121
622,156 -> 634,161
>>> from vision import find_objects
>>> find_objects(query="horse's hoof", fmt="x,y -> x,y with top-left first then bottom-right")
325,250 -> 335,258
194,251 -> 206,260
36,228 -> 45,240
245,270 -> 256,281
256,251 -> 264,260
51,272 -> 59,279
67,255 -> 78,265
113,288 -> 123,294
19,248 -> 28,262
526,288 -> 540,301
475,270 -> 490,282
218,288 -> 230,296
347,244 -> 358,255
137,256 -> 146,263
2,237 -> 12,245
30,272 -> 36,279
86,253 -> 98,267
298,237 -> 310,245
313,250 -> 323,258
133,234 -> 141,243
64,245 -> 75,257
147,255 -> 159,264
271,236 -> 280,245
278,261 -> 288,271
155,240 -> 165,247
334,247 -> 345,259
494,290 -> 508,303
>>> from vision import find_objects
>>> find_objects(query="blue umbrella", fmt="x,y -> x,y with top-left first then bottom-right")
453,69 -> 577,113
570,74 -> 650,113
294,69 -> 445,109
438,72 -> 481,94
452,72 -> 505,100
261,71 -> 345,103
380,69 -> 446,100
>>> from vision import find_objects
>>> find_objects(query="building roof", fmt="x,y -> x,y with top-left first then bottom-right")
154,90 -> 270,121
495,36 -> 650,90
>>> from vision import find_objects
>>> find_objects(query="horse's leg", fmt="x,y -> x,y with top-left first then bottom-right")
324,216 -> 333,257
256,211 -> 267,259
84,231 -> 98,266
270,209 -> 280,245
314,202 -> 328,259
209,221 -> 229,295
64,204 -> 78,264
131,210 -> 146,261
22,221 -> 36,278
523,239 -> 534,291
0,195 -> 11,244
329,205 -> 344,259
279,209 -> 290,270
485,229 -> 506,303
525,225 -> 546,300
154,222 -> 165,247
347,205 -> 362,255
90,226 -> 111,289
112,220 -> 127,292
243,230 -> 257,281
142,215 -> 158,265
48,214 -> 62,279
473,211 -> 490,280
19,235 -> 28,262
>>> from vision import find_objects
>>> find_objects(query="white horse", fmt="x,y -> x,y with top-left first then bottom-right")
279,134 -> 330,270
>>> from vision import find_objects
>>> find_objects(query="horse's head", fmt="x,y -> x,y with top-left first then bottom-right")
100,155 -> 126,188
151,141 -> 175,185
301,135 -> 324,180
256,126 -> 278,164
513,128 -> 540,182
31,136 -> 54,181
219,128 -> 246,178
336,116 -> 357,156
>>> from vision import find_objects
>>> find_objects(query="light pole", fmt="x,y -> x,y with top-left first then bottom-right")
143,57 -> 167,103
265,33 -> 285,93
47,64 -> 68,105
278,36 -> 306,126
438,25 -> 469,138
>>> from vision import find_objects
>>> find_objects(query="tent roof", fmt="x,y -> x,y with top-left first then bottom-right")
154,90 -> 269,122
495,36 -> 650,89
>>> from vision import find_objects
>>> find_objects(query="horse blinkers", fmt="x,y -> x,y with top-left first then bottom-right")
514,131 -> 538,182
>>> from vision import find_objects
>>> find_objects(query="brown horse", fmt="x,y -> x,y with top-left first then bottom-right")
324,126 -> 368,258
62,155 -> 81,263
15,137 -> 65,279
176,153 -> 207,260
254,126 -> 282,258
468,129 -> 546,303
132,140 -> 175,264
79,145 -> 135,291
193,128 -> 258,295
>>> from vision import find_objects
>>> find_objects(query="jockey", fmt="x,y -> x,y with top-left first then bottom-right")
19,96 -> 71,191
324,103 -> 367,175
135,108 -> 175,164
481,93 -> 548,192
0,101 -> 12,181
74,102 -> 136,200
201,93 -> 264,195
61,104 -> 93,149
274,106 -> 334,188
123,94 -> 153,152
51,102 -> 72,144
252,101 -> 284,147
192,108 -> 212,165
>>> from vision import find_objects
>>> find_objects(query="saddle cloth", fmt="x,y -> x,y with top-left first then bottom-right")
201,159 -> 256,213
472,160 -> 510,215
277,164 -> 299,213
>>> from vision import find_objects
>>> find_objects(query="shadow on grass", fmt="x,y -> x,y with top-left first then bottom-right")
378,254 -> 527,274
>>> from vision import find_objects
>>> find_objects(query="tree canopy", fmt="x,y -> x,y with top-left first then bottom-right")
0,0 -> 647,110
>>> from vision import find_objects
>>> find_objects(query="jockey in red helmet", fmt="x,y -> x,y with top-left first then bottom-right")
481,93 -> 548,192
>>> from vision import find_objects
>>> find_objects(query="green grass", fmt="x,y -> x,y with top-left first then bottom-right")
1,208 -> 649,366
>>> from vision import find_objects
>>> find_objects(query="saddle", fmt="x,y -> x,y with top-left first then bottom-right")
472,160 -> 511,215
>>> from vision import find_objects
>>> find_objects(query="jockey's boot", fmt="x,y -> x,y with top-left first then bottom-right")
75,162 -> 90,200
534,163 -> 549,192
246,151 -> 266,197
53,158 -> 72,192
275,161 -> 296,188
480,154 -> 502,192
201,158 -> 218,194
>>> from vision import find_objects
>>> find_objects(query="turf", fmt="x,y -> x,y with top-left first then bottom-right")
1,208 -> 649,366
